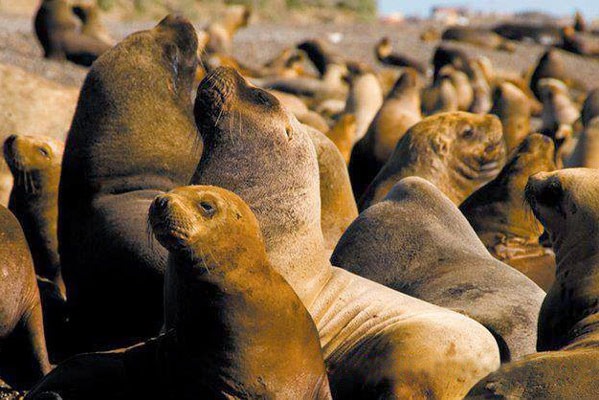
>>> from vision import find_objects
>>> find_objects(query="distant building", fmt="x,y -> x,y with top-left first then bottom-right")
430,5 -> 472,25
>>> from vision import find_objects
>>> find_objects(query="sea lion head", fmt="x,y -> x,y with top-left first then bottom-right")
375,36 -> 392,59
3,135 -> 63,185
581,89 -> 599,127
150,185 -> 263,262
505,134 -> 555,187
491,82 -> 531,152
530,49 -> 566,99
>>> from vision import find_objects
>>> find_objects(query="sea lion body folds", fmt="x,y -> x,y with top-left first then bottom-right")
58,15 -> 201,353
192,67 -> 500,399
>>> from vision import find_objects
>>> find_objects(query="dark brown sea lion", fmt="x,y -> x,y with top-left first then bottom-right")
465,168 -> 599,399
332,176 -> 545,361
72,2 -> 115,46
490,82 -> 532,153
0,205 -> 51,389
442,27 -> 516,52
349,69 -> 422,200
58,15 -> 201,353
492,23 -> 561,45
360,112 -> 506,210
26,185 -> 332,400
460,134 -> 557,291
34,0 -> 111,66
374,37 -> 428,75
205,4 -> 250,55
192,67 -> 500,399
529,48 -> 569,99
560,26 -> 599,57
469,59 -> 492,114
432,45 -> 473,81
3,135 -> 64,294
296,39 -> 344,77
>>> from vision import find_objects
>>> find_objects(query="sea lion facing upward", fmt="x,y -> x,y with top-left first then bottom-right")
422,73 -> 459,115
58,15 -> 201,354
342,66 -> 383,142
360,112 -> 506,210
193,67 -> 500,399
375,37 -> 428,75
324,114 -> 355,163
581,88 -> 599,127
432,46 -> 473,81
332,177 -> 545,361
34,0 -> 111,66
4,135 -> 64,294
466,168 -> 599,399
566,117 -> 599,168
296,39 -> 344,77
529,49 -> 570,100
0,206 -> 51,389
72,2 -> 115,46
460,134 -> 557,291
349,69 -> 422,200
490,82 -> 531,153
26,185 -> 332,400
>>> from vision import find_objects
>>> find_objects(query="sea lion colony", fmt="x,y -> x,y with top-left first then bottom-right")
0,2 -> 599,399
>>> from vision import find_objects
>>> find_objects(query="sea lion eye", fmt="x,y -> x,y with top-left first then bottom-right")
38,147 -> 50,158
461,127 -> 475,139
199,201 -> 216,217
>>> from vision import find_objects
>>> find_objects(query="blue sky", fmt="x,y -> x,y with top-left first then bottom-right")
379,0 -> 599,17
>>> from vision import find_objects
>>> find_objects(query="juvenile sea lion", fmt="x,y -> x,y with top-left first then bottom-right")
269,90 -> 330,132
466,168 -> 599,399
349,69 -> 422,199
0,206 -> 51,389
58,15 -> 201,353
374,37 -> 428,75
342,68 -> 383,142
442,27 -> 516,52
360,112 -> 506,209
460,134 -> 557,290
72,2 -> 115,46
193,67 -> 500,399
4,135 -> 64,293
490,82 -> 531,153
34,0 -> 111,66
205,4 -> 250,54
333,176 -> 545,361
324,114 -> 355,163
566,117 -> 599,168
27,185 -> 332,400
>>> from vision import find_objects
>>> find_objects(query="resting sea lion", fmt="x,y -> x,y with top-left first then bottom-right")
349,69 -> 422,199
375,37 -> 428,75
34,0 -> 111,66
490,82 -> 531,153
493,23 -> 561,45
445,66 -> 474,111
0,206 -> 51,389
269,90 -> 330,132
466,168 -> 599,399
460,134 -> 556,290
325,114 -> 355,163
442,27 -> 516,52
205,4 -> 250,54
72,2 -> 115,46
193,67 -> 500,399
58,15 -> 201,353
27,185 -> 332,400
333,176 -> 545,361
360,112 -> 506,209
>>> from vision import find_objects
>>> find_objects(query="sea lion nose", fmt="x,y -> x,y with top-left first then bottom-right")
151,194 -> 172,216
3,134 -> 17,153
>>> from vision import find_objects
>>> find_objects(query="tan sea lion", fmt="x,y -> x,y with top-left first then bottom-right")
325,114 -> 355,164
375,37 -> 428,75
468,59 -> 492,114
34,0 -> 111,66
26,185 -> 332,400
58,15 -> 202,353
442,27 -> 516,52
422,73 -> 459,115
193,67 -> 500,399
296,39 -> 344,78
529,49 -> 569,99
0,205 -> 51,389
465,168 -> 599,399
460,134 -> 557,290
332,176 -> 546,361
490,82 -> 531,153
72,2 -> 115,46
565,117 -> 599,168
581,88 -> 599,127
342,67 -> 383,142
349,69 -> 422,199
360,112 -> 506,210
432,45 -> 473,80
205,4 -> 250,55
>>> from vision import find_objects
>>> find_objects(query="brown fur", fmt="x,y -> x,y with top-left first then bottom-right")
442,27 -> 516,52
491,82 -> 531,153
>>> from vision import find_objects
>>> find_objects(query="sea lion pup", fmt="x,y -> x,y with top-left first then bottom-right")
565,117 -> 599,168
374,36 -> 428,75
466,169 -> 599,399
34,0 -> 111,66
58,15 -> 201,353
349,69 -> 422,199
490,82 -> 532,153
325,114 -> 355,163
0,205 -> 51,389
460,134 -> 557,291
72,2 -> 115,46
581,88 -> 599,127
193,67 -> 500,399
469,59 -> 492,114
442,27 -> 516,52
26,185 -> 333,400
360,112 -> 506,210
342,65 -> 383,142
205,4 -> 250,55
333,176 -> 545,361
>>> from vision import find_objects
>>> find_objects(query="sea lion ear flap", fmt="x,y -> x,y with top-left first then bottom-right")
432,135 -> 450,157
163,43 -> 181,85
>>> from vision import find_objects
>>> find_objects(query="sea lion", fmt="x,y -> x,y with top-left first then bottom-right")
565,117 -> 599,168
26,185 -> 332,400
460,134 -> 557,291
360,112 -> 506,210
529,49 -> 569,100
269,90 -> 330,132
493,23 -> 561,45
332,176 -> 545,361
468,59 -> 492,114
560,26 -> 599,57
374,37 -> 428,75
342,67 -> 383,142
490,82 -> 531,153
34,0 -> 111,66
349,69 -> 422,199
445,66 -> 474,111
432,45 -> 473,81
193,67 -> 500,399
0,205 -> 51,389
72,2 -> 115,46
442,27 -> 516,52
296,39 -> 344,78
581,88 -> 599,127
58,15 -> 201,353
324,114 -> 355,163
574,10 -> 587,32
422,73 -> 459,115
205,4 -> 250,55
465,168 -> 599,399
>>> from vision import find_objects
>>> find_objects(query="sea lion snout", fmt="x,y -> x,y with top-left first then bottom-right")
3,134 -> 62,173
149,192 -> 200,251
